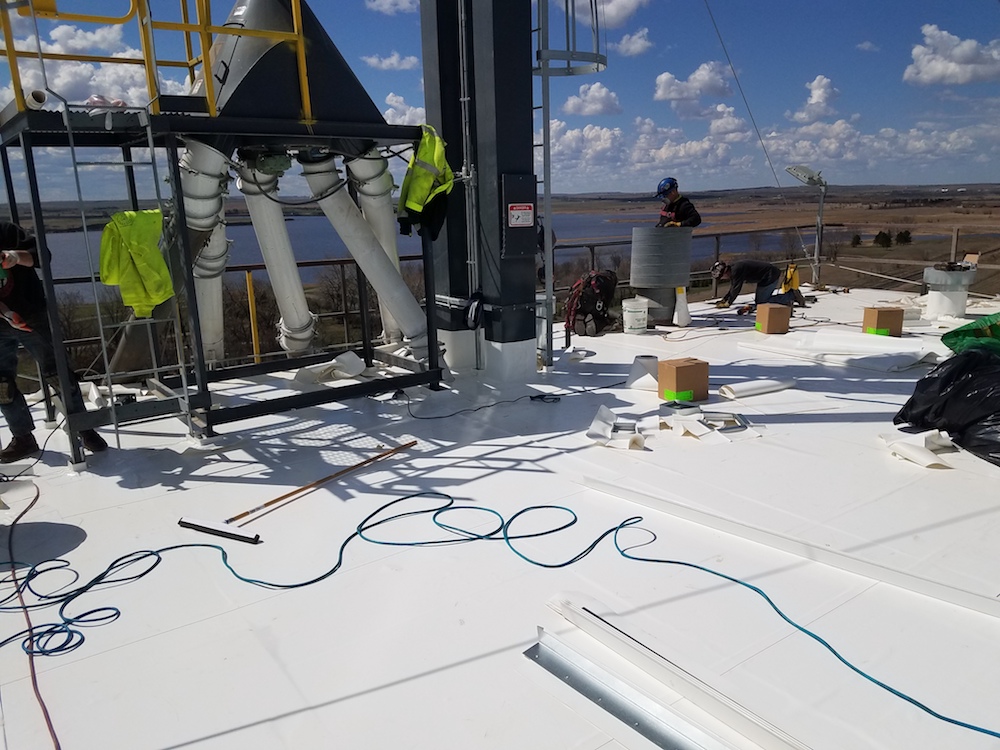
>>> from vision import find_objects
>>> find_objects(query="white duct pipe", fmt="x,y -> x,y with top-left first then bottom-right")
192,219 -> 231,364
178,140 -> 230,233
301,157 -> 426,345
236,163 -> 316,353
25,90 -> 46,110
345,149 -> 402,343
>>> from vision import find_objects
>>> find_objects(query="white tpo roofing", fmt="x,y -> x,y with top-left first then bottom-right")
3,287 -> 1000,750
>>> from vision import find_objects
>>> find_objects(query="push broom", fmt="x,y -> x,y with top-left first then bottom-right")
178,440 -> 417,544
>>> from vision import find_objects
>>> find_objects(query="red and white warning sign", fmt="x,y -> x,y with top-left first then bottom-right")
506,203 -> 535,228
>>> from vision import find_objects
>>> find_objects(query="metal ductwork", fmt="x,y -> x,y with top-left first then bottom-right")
194,0 -> 384,156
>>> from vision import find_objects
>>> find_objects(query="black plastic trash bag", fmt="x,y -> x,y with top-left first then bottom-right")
894,346 -> 1000,467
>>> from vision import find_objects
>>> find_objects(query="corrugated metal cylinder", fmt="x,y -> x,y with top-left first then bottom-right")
629,227 -> 693,287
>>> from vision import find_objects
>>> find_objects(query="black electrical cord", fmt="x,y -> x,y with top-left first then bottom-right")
384,378 -> 627,420
4,421 -> 71,750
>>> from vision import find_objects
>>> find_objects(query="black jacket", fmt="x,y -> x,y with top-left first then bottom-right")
0,222 -> 46,317
721,260 -> 781,305
657,195 -> 701,228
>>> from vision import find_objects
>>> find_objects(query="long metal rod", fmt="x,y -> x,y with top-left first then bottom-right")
540,1 -> 554,367
234,440 -> 418,526
457,0 -> 482,369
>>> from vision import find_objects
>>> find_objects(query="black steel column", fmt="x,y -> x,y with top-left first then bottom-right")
419,0 -> 471,332
421,0 -> 536,343
1,148 -> 19,225
22,135 -> 84,463
469,0 -> 536,343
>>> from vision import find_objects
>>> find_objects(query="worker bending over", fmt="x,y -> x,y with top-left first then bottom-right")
711,259 -> 798,310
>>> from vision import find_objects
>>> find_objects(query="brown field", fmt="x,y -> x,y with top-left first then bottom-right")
550,184 -> 1000,298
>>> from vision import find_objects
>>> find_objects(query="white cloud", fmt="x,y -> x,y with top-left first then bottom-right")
654,61 -> 731,102
562,82 -> 622,116
857,41 -> 880,53
786,75 -> 839,124
546,119 -> 626,171
365,0 -> 418,14
610,28 -> 652,57
383,92 -> 425,125
904,25 -> 1000,85
362,51 -> 420,71
1,23 -> 189,108
707,104 -> 750,143
567,0 -> 651,30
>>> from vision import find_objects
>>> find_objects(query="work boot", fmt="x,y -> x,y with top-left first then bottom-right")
0,433 -> 39,463
80,429 -> 108,453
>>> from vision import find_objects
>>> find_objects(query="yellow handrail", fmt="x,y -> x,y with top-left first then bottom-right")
17,1 -> 138,25
0,3 -> 26,111
1,0 -> 316,123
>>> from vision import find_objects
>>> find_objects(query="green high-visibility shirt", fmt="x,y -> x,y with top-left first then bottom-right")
100,210 -> 174,317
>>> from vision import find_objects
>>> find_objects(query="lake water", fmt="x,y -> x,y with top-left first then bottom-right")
43,211 -> 820,287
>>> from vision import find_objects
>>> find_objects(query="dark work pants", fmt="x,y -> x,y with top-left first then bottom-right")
0,313 -> 86,438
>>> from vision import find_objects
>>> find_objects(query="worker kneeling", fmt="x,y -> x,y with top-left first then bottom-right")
711,260 -> 802,312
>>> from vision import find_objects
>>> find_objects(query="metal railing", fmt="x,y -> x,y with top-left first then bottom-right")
50,224 -> 999,373
0,0 -> 318,122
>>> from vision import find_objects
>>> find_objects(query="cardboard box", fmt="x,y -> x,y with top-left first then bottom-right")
658,358 -> 709,402
862,307 -> 904,337
755,303 -> 791,334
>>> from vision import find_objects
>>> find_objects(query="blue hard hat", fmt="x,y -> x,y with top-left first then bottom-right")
656,177 -> 678,197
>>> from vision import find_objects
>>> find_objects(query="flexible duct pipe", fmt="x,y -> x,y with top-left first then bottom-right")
178,140 -> 230,233
236,163 -> 316,353
300,156 -> 426,345
192,219 -> 232,364
345,148 -> 402,343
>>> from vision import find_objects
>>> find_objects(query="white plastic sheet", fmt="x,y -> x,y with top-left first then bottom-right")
718,379 -> 795,400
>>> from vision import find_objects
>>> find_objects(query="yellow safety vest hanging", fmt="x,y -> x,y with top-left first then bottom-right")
100,209 -> 175,317
397,125 -> 454,239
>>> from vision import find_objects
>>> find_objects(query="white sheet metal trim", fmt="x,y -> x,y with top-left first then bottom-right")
530,627 -> 735,750
583,475 -> 1000,619
549,597 -> 811,750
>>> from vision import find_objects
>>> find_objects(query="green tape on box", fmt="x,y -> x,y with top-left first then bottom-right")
864,327 -> 890,335
662,389 -> 694,401
755,321 -> 762,331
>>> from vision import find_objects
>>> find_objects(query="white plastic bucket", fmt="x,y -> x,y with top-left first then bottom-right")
622,297 -> 648,334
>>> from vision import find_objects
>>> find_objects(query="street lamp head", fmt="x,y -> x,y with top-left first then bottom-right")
785,164 -> 827,188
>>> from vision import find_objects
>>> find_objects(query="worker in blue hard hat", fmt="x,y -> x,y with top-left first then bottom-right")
655,177 -> 701,229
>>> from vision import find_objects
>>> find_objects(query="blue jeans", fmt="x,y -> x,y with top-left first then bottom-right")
0,312 -> 85,438
754,282 -> 796,307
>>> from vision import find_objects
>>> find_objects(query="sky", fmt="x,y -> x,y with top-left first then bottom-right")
1,0 -> 999,201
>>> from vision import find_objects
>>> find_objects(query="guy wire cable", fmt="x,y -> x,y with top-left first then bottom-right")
702,0 -> 810,251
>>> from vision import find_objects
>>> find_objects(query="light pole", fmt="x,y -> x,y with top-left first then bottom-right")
785,165 -> 827,287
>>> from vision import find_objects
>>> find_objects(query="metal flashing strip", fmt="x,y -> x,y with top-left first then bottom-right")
547,597 -> 808,750
584,475 -> 1000,619
525,628 -> 731,750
